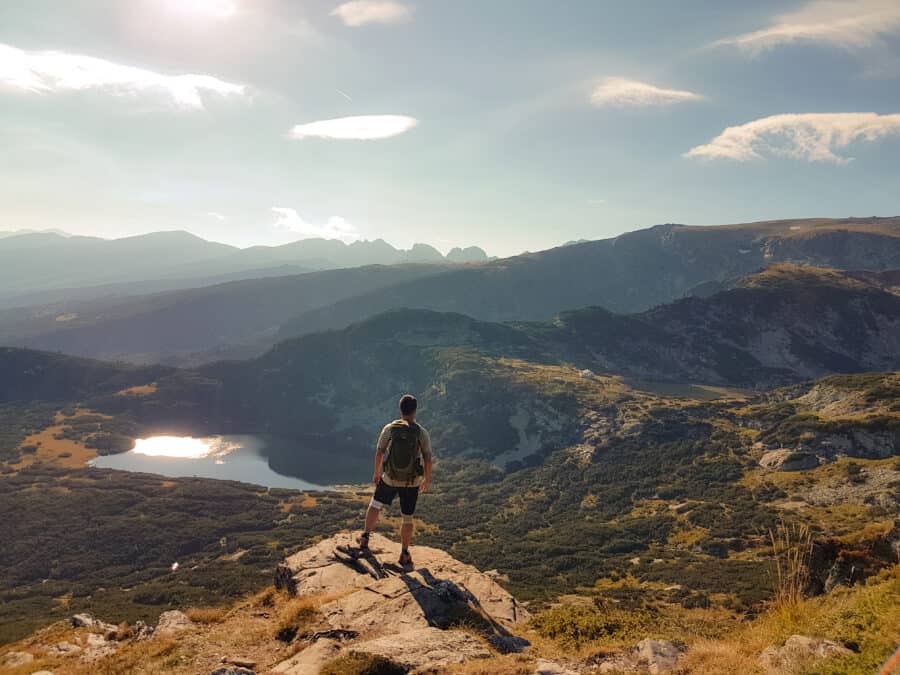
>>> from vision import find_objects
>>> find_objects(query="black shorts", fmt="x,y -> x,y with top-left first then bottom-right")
371,479 -> 419,516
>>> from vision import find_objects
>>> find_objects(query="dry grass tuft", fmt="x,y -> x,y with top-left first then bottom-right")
441,653 -> 535,674
185,606 -> 229,624
676,639 -> 763,674
275,595 -> 324,642
67,636 -> 181,675
769,519 -> 812,610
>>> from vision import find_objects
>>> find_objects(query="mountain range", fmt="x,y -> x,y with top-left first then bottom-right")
0,230 -> 490,308
2,217 -> 898,365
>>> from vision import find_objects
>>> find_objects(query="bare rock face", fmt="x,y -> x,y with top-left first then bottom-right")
272,638 -> 342,675
276,533 -> 530,627
760,634 -> 853,671
0,651 -> 34,668
351,626 -> 491,669
273,532 -> 531,673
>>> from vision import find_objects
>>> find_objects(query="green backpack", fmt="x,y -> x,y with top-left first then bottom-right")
384,420 -> 422,483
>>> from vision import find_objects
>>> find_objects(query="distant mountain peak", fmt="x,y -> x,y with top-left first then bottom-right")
446,245 -> 489,263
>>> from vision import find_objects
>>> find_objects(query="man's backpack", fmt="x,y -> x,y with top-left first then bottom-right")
384,420 -> 423,483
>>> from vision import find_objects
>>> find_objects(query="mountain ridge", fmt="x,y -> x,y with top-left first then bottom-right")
5,217 -> 899,365
0,230 -> 490,306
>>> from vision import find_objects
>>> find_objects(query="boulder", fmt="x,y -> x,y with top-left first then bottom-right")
83,633 -> 116,660
155,610 -> 194,636
272,639 -> 342,674
350,627 -> 491,669
71,613 -> 118,637
0,651 -> 33,668
759,449 -> 819,471
760,635 -> 853,671
534,659 -> 581,674
593,639 -> 683,673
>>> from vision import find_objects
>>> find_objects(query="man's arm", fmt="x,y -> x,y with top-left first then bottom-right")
372,448 -> 385,484
420,455 -> 432,493
373,425 -> 389,484
419,427 -> 433,493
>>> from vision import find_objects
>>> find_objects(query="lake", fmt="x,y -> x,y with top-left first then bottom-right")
91,435 -> 330,491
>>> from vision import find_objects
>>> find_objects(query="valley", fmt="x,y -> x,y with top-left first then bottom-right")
1,219 -> 899,673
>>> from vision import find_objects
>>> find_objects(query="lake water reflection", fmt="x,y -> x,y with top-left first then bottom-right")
91,435 -> 328,491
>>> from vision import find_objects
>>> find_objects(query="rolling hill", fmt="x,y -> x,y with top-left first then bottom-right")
0,264 -> 452,364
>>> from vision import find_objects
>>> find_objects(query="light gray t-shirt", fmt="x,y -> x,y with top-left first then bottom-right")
377,419 -> 432,487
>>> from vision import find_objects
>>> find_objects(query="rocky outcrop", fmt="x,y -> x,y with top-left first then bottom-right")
273,533 -> 530,673
807,522 -> 900,594
759,448 -> 819,471
154,610 -> 193,636
760,634 -> 853,671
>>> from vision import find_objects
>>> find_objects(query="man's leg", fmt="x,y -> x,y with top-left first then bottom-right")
364,504 -> 381,533
398,486 -> 420,562
400,519 -> 413,549
361,481 -> 394,547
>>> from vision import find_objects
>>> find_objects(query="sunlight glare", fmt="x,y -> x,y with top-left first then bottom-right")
132,436 -> 238,459
163,0 -> 239,20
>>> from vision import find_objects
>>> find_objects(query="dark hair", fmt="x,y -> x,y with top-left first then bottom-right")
399,394 -> 417,416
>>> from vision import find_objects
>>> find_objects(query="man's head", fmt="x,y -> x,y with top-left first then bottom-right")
399,394 -> 417,420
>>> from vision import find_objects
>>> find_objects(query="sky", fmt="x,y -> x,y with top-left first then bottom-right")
1,0 -> 899,256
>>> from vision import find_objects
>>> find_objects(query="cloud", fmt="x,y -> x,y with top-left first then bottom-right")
715,0 -> 900,53
590,77 -> 703,107
0,43 -> 246,110
331,1 -> 412,26
287,115 -> 418,140
207,211 -> 226,221
271,207 -> 362,242
684,112 -> 900,163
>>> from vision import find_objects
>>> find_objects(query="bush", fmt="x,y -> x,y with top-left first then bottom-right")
320,652 -> 406,675
530,604 -> 621,647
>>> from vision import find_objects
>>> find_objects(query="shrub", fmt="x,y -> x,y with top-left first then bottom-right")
320,652 -> 406,675
530,604 -> 621,647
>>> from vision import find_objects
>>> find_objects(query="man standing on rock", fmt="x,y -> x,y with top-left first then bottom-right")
358,394 -> 432,567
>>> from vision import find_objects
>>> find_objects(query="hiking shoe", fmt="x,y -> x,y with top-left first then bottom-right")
357,532 -> 370,551
398,550 -> 413,567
